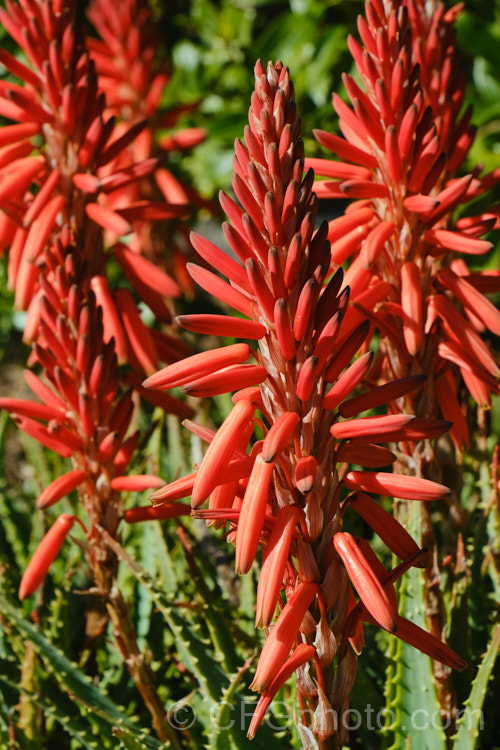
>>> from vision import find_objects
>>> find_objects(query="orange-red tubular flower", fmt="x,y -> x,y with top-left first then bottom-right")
123,503 -> 191,523
347,492 -> 422,563
256,506 -> 301,628
142,60 -> 462,742
191,400 -> 256,507
334,532 -> 397,632
251,581 -> 318,693
344,471 -> 449,501
247,643 -> 316,739
235,454 -> 276,574
37,469 -> 89,510
19,514 -> 75,599
143,344 -> 251,390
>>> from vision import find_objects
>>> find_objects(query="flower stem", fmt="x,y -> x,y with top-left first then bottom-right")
92,541 -> 183,749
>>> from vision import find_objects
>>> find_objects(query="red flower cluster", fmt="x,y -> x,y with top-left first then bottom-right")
0,0 -> 191,597
309,0 -> 500,439
145,60 -> 465,744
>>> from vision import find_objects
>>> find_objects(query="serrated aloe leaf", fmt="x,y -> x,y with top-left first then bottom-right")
171,522 -> 241,674
98,526 -> 227,703
137,519 -> 156,648
0,489 -> 31,572
453,624 -> 500,750
114,727 -> 151,750
0,656 -> 106,750
0,657 -> 164,750
151,519 -> 179,596
0,597 -> 163,747
238,569 -> 257,636
166,413 -> 190,477
384,503 -> 447,750
100,527 -> 288,748
205,654 -> 277,750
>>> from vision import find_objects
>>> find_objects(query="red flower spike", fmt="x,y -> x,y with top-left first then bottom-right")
311,0 -> 500,412
19,514 -> 75,599
334,532 -> 397,632
140,58 -> 467,741
251,581 -> 318,692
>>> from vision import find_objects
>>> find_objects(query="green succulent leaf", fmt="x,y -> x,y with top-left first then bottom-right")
453,625 -> 500,750
384,504 -> 447,750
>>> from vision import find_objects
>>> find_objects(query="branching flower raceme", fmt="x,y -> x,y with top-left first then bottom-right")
143,60 -> 465,746
0,0 -> 191,580
304,0 -> 500,724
